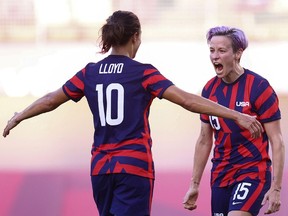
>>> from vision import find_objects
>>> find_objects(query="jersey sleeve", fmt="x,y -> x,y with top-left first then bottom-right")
199,78 -> 215,124
62,68 -> 86,102
141,66 -> 174,99
253,79 -> 281,123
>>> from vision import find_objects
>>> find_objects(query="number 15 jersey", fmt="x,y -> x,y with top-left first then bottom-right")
62,55 -> 174,179
200,68 -> 281,188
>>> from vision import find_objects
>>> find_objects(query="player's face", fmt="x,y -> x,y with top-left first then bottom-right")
208,36 -> 240,82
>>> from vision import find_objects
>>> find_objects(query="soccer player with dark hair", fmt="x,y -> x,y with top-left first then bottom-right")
183,26 -> 285,216
3,13 -> 263,216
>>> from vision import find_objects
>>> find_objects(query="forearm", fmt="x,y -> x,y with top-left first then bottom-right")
182,93 -> 241,121
190,141 -> 212,188
264,121 -> 285,191
163,87 -> 241,120
271,139 -> 285,190
3,88 -> 69,137
15,93 -> 63,123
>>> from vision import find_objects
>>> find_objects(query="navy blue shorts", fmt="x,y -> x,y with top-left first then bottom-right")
211,175 -> 271,216
91,174 -> 154,216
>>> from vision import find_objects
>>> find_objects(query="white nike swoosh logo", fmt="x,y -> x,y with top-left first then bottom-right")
232,201 -> 242,205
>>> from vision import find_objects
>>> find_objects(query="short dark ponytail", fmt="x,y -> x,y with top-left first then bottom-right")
100,11 -> 141,54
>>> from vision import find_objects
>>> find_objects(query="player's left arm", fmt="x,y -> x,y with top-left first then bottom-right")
3,88 -> 70,137
261,120 -> 285,214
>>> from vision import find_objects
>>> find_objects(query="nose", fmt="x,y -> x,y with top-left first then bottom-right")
210,51 -> 219,60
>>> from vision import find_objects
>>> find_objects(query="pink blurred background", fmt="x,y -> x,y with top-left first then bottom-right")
1,94 -> 287,216
1,1 -> 287,215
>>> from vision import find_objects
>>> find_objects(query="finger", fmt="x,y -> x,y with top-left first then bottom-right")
264,203 -> 280,214
261,194 -> 268,205
255,121 -> 264,136
3,125 -> 11,137
265,208 -> 276,214
249,126 -> 257,139
183,203 -> 197,211
250,123 -> 261,139
261,194 -> 268,206
3,129 -> 9,137
264,209 -> 272,214
264,202 -> 273,214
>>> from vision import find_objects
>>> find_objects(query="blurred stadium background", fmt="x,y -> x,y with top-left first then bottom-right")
0,0 -> 287,215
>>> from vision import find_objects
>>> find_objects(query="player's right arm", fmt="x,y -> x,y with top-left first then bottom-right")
261,120 -> 284,214
183,122 -> 213,210
162,85 -> 263,138
3,88 -> 70,137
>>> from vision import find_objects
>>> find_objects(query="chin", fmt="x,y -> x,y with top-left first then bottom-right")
216,73 -> 225,79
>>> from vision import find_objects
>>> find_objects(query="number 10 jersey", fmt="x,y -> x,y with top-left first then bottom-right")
62,55 -> 174,179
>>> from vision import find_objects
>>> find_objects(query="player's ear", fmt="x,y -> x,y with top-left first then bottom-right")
235,48 -> 243,61
132,32 -> 140,43
131,33 -> 137,43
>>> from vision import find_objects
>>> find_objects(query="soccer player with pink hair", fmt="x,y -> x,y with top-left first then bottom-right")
183,26 -> 285,216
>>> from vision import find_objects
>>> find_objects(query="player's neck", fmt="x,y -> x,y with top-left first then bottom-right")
111,45 -> 132,58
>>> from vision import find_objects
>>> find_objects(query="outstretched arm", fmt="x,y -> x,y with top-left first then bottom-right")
162,85 -> 263,138
3,88 -> 70,137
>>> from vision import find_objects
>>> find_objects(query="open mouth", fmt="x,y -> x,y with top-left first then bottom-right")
214,63 -> 223,72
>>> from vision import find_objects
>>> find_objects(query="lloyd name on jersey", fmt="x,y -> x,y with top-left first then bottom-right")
99,63 -> 124,74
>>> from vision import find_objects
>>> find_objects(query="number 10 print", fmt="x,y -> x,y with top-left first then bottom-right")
96,83 -> 124,126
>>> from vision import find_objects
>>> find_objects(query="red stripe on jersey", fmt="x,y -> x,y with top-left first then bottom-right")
245,73 -> 255,88
255,86 -> 279,120
150,88 -> 163,97
223,86 -> 228,97
93,148 -> 149,163
236,172 -> 258,182
243,74 -> 254,114
142,98 -> 154,175
94,138 -> 147,151
63,86 -> 83,98
142,74 -> 167,90
245,74 -> 255,98
201,114 -> 209,122
92,156 -> 153,179
229,82 -> 238,109
209,79 -> 222,102
91,155 -> 110,174
261,100 -> 279,120
70,75 -> 84,91
204,77 -> 216,91
237,143 -> 253,158
112,161 -> 152,177
254,86 -> 273,109
143,68 -> 157,76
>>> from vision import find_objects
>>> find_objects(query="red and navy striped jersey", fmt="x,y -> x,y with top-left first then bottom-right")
62,55 -> 174,179
200,68 -> 281,187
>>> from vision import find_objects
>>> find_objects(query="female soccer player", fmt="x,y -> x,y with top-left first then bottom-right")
3,12 -> 263,216
183,26 -> 285,216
